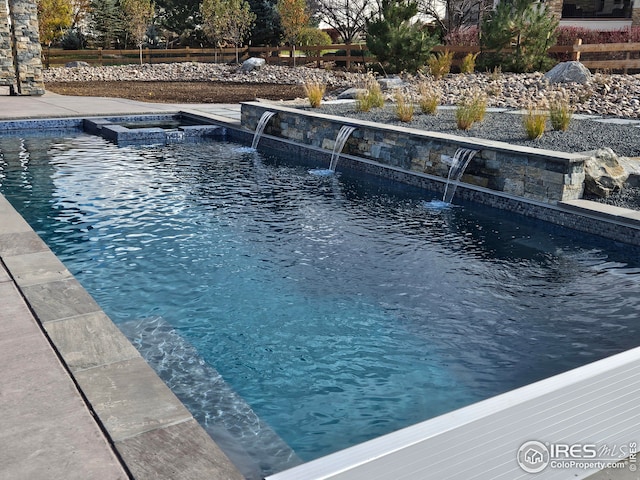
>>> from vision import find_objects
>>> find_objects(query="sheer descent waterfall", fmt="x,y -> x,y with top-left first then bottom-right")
251,111 -> 276,150
328,125 -> 357,172
442,148 -> 479,204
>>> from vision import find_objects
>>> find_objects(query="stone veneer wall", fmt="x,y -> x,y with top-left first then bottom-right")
0,0 -> 45,95
0,0 -> 15,86
633,5 -> 640,26
241,102 -> 587,204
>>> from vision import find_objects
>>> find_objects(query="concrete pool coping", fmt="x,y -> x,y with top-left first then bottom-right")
0,198 -> 244,479
1,92 -> 640,479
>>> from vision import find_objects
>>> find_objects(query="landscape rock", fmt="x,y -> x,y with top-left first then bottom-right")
544,61 -> 592,84
618,156 -> 640,188
583,148 -> 629,197
65,61 -> 90,68
377,77 -> 405,90
240,57 -> 266,73
337,87 -> 367,99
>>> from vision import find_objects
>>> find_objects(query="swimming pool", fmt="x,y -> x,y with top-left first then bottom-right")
2,133 -> 640,478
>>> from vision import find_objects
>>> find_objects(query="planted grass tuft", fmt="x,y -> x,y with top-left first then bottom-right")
394,90 -> 414,122
549,93 -> 574,131
418,82 -> 440,114
523,103 -> 548,140
455,89 -> 486,130
304,81 -> 326,108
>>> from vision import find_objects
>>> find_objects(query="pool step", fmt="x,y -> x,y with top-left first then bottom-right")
118,316 -> 302,480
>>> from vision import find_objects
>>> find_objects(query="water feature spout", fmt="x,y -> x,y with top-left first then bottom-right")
442,148 -> 479,204
329,125 -> 357,172
251,111 -> 276,150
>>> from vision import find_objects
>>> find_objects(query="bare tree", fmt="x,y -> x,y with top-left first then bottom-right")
419,0 -> 488,39
314,0 -> 369,43
121,0 -> 155,64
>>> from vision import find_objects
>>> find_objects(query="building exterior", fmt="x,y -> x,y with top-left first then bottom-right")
550,0 -> 640,29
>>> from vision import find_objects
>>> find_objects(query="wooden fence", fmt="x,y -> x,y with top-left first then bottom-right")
43,46 -> 249,68
43,41 -> 640,72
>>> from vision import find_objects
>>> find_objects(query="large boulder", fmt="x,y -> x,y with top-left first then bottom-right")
240,57 -> 266,73
583,148 -> 629,197
544,61 -> 592,84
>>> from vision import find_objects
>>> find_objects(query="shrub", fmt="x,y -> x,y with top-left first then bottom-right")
549,93 -> 574,131
428,50 -> 454,79
418,82 -> 440,114
365,0 -> 438,73
555,25 -> 640,45
443,26 -> 480,46
299,27 -> 333,57
394,90 -> 414,122
303,80 -> 326,108
460,52 -> 479,74
455,89 -> 486,130
523,104 -> 548,139
480,0 -> 558,72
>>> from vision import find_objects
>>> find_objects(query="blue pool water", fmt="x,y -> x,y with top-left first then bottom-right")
2,134 -> 640,478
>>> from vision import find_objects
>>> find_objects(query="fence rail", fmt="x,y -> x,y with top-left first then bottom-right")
43,46 -> 249,68
43,41 -> 640,73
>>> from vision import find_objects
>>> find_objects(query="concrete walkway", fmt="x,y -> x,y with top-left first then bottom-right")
0,91 -> 242,123
0,92 -> 245,480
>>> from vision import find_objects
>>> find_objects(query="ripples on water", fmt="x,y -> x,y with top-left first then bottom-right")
2,134 -> 640,477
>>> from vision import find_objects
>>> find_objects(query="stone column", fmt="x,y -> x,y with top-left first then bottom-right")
0,0 -> 16,87
633,3 -> 640,26
546,0 -> 564,20
7,0 -> 45,95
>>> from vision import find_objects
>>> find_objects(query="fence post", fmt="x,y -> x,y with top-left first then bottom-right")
346,43 -> 351,71
98,47 -> 103,67
625,37 -> 631,74
573,38 -> 582,62
186,46 -> 190,61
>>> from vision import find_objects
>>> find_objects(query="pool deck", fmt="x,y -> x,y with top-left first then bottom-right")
1,91 -> 640,480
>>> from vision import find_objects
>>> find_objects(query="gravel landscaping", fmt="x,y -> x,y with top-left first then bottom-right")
315,104 -> 640,157
43,63 -> 640,118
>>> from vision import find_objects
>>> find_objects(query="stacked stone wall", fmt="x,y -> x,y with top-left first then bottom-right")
241,103 -> 586,204
0,0 -> 44,95
633,5 -> 640,26
0,0 -> 15,86
8,0 -> 44,94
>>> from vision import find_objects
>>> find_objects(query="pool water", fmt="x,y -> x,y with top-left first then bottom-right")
2,134 -> 640,478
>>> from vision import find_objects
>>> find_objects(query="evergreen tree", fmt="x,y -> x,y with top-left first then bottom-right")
480,0 -> 558,73
154,0 -> 202,46
89,0 -> 125,48
247,0 -> 282,46
366,0 -> 437,74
